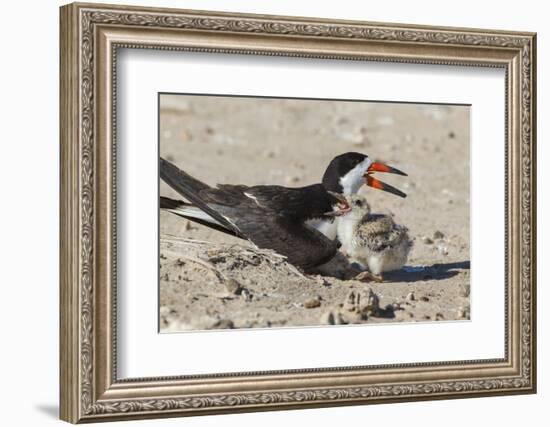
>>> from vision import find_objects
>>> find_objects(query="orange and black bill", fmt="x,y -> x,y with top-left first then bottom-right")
365,161 -> 407,198
367,162 -> 408,176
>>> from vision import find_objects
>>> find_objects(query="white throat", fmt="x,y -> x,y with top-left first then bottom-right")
338,158 -> 372,194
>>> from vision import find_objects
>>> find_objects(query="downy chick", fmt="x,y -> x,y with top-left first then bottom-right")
337,194 -> 413,281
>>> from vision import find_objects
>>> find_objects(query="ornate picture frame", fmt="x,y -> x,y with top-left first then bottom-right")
60,2 -> 536,423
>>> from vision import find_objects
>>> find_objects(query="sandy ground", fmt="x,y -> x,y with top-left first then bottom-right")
159,94 -> 470,332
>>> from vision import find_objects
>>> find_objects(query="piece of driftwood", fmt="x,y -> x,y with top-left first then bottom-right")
160,234 -> 308,280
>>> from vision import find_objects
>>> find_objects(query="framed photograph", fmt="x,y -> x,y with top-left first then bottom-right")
60,2 -> 537,423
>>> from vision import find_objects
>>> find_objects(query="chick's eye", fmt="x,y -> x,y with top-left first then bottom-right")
354,200 -> 362,207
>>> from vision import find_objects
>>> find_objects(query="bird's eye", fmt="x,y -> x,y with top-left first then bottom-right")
354,200 -> 362,207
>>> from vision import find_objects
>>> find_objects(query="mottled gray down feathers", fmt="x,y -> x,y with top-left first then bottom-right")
337,194 -> 413,275
356,214 -> 412,253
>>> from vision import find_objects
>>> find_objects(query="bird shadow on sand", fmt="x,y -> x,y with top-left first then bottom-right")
384,260 -> 470,283
315,252 -> 470,284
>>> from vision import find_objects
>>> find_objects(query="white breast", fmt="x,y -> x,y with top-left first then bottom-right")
307,218 -> 337,240
336,218 -> 357,255
365,243 -> 410,275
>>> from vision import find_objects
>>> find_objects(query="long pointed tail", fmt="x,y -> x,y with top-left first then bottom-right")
159,158 -> 241,237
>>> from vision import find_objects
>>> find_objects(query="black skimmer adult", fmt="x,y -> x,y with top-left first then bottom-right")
308,152 -> 407,239
160,158 -> 351,271
336,194 -> 413,281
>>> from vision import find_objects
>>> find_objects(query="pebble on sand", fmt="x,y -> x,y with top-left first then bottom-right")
457,305 -> 470,319
212,319 -> 234,329
304,296 -> 322,309
241,288 -> 253,302
224,279 -> 242,295
344,291 -> 359,312
459,283 -> 471,298
263,149 -> 278,158
358,288 -> 381,317
422,236 -> 434,245
342,289 -> 380,317
286,175 -> 302,184
437,244 -> 449,256
433,230 -> 445,240
321,311 -> 347,325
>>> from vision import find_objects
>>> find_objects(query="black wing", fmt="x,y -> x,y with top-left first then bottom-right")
160,158 -> 338,269
243,184 -> 332,220
229,213 -> 339,270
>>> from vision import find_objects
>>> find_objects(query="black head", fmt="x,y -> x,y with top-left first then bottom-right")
322,152 -> 408,198
322,152 -> 368,193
